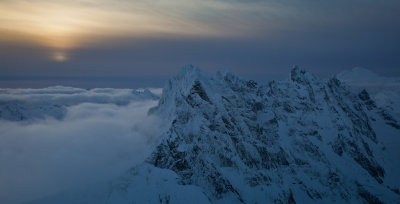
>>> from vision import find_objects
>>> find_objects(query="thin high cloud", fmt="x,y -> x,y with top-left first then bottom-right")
0,87 -> 165,204
0,0 -> 276,49
0,0 -> 399,82
11,0 -> 397,48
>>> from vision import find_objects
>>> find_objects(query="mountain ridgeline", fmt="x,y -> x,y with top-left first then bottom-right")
109,65 -> 400,203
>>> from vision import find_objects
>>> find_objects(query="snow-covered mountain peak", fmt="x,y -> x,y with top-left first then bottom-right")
337,67 -> 380,82
337,67 -> 400,91
176,64 -> 205,80
290,65 -> 317,85
137,66 -> 400,203
337,67 -> 400,122
155,64 -> 252,122
161,65 -> 210,100
154,65 -> 211,121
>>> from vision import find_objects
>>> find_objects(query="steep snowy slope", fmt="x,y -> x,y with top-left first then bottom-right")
107,65 -> 400,203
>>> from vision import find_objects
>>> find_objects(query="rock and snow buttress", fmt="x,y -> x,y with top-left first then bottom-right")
109,65 -> 400,203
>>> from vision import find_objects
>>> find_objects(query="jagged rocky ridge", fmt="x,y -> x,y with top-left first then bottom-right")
109,66 -> 400,203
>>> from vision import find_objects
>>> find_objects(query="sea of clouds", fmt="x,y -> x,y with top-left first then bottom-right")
0,86 -> 164,203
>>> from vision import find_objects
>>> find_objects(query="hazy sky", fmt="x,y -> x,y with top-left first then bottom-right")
1,0 -> 399,87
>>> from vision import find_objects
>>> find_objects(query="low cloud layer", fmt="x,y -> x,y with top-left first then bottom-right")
0,86 -> 161,121
0,86 -> 161,103
0,87 -> 164,203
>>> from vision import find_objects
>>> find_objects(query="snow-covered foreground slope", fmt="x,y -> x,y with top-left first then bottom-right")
6,66 -> 400,203
106,66 -> 400,203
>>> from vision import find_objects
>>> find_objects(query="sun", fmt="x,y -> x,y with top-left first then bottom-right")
52,52 -> 68,62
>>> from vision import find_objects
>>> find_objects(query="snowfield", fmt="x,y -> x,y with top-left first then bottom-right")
0,66 -> 399,203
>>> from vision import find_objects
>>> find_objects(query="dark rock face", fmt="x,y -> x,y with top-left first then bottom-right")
146,66 -> 400,203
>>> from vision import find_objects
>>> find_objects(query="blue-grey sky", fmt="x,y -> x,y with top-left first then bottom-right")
0,0 -> 399,87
